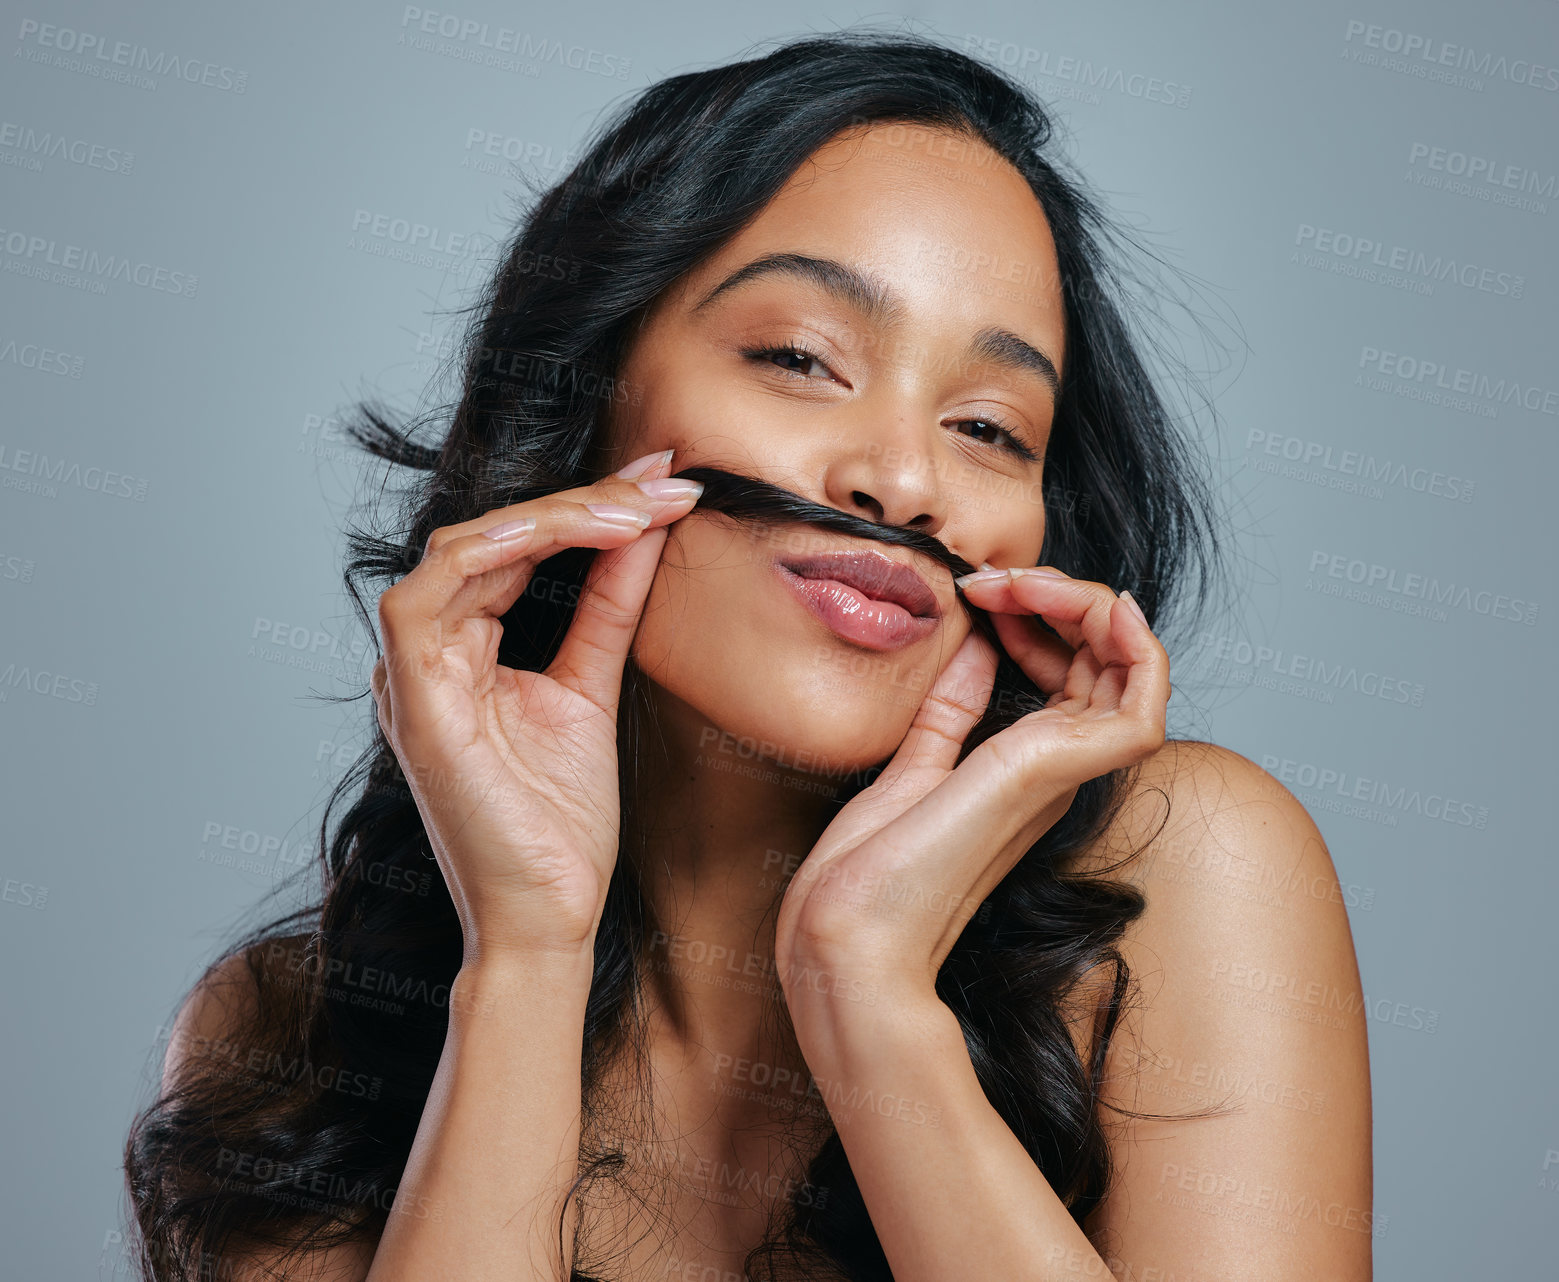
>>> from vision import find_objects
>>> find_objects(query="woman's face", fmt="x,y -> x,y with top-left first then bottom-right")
601,120 -> 1067,774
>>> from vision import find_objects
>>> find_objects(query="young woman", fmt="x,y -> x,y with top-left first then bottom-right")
125,31 -> 1373,1282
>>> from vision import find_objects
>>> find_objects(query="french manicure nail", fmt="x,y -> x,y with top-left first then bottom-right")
1009,566 -> 1068,580
615,448 -> 674,480
482,516 -> 536,541
953,568 -> 1009,589
634,477 -> 704,501
1120,590 -> 1149,625
586,503 -> 652,527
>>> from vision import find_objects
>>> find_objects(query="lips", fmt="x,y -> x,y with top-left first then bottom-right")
772,548 -> 943,652
778,550 -> 941,619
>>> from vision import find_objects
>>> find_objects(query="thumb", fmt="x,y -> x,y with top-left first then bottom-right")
547,525 -> 668,714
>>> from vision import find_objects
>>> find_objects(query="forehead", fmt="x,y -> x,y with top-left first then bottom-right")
674,121 -> 1065,354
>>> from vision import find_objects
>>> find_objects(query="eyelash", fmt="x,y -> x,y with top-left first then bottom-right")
741,343 -> 1042,462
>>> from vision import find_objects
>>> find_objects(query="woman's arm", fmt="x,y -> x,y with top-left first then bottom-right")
157,947 -> 597,1282
796,983 -> 1110,1280
363,950 -> 596,1281
788,742 -> 1373,1282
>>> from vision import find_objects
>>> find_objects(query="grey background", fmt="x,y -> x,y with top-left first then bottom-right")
1,0 -> 1553,1276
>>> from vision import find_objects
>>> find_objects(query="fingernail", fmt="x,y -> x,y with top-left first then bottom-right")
1120,590 -> 1149,625
482,516 -> 536,541
634,477 -> 703,502
953,568 -> 1009,589
615,448 -> 674,480
586,503 -> 652,527
1009,566 -> 1068,579
978,561 -> 996,571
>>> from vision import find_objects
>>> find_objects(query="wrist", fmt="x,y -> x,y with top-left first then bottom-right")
782,958 -> 951,1060
452,943 -> 595,1017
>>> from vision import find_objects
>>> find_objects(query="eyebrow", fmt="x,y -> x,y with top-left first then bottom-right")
690,251 -> 1061,400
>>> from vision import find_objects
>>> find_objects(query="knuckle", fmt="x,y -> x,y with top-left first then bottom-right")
596,473 -> 641,499
1129,716 -> 1166,757
376,585 -> 402,629
574,486 -> 627,516
447,534 -> 497,579
593,477 -> 658,512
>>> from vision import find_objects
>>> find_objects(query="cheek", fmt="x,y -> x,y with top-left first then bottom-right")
627,520 -> 756,710
968,494 -> 1046,569
620,355 -> 768,472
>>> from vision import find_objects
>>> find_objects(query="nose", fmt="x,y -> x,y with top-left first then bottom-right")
820,418 -> 949,539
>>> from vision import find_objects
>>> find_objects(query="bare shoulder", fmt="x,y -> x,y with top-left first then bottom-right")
159,932 -> 311,1095
1070,740 -> 1376,1280
155,934 -> 379,1281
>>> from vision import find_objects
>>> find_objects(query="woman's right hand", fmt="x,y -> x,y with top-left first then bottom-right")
368,448 -> 701,964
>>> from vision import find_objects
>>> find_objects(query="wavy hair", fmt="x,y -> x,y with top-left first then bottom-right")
124,28 -> 1231,1282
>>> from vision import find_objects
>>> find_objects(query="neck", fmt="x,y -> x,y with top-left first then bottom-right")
621,673 -> 857,1081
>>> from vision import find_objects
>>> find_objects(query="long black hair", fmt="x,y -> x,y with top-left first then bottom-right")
124,28 -> 1231,1282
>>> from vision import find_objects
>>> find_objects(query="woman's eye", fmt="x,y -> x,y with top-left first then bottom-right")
955,418 -> 1040,461
746,346 -> 833,380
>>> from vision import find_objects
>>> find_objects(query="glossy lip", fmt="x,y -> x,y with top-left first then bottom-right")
773,548 -> 942,652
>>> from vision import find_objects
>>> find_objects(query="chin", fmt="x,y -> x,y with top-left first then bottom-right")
758,699 -> 912,779
636,640 -> 926,780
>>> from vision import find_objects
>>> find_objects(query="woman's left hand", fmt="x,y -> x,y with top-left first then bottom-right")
774,566 -> 1169,1019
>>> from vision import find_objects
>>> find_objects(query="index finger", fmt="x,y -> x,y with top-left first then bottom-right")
959,568 -> 1130,668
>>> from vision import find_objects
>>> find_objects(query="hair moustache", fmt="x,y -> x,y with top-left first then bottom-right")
666,464 -> 1022,646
